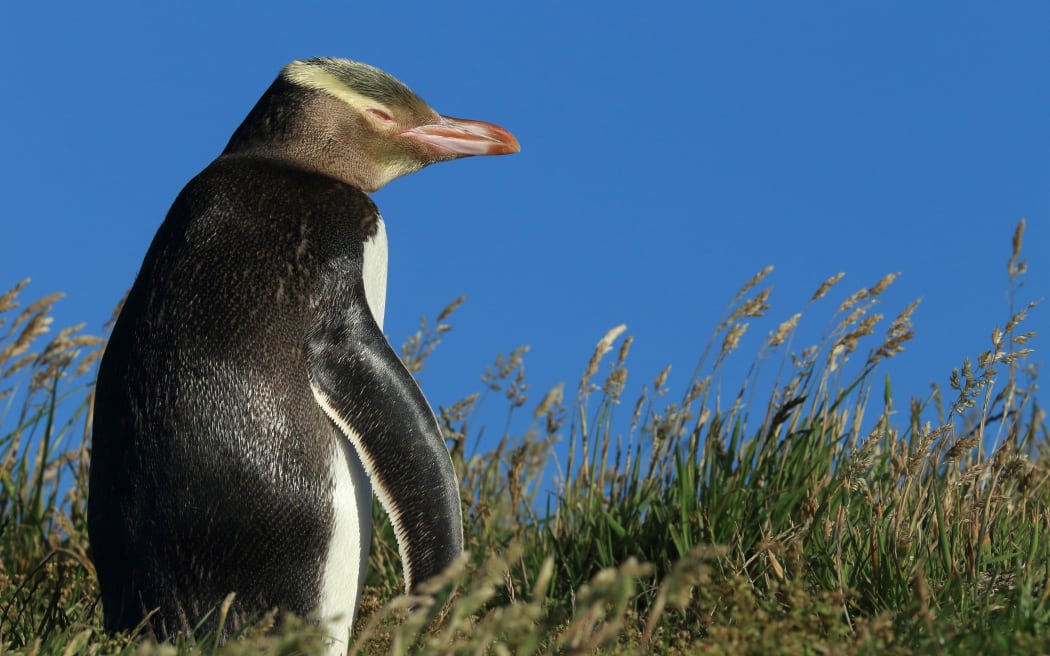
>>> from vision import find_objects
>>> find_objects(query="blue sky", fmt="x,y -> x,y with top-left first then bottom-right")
2,3 -> 1047,463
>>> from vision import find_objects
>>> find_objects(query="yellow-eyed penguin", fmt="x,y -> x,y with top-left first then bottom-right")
87,57 -> 519,652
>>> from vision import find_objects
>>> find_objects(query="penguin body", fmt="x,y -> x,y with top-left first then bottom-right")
88,59 -> 518,651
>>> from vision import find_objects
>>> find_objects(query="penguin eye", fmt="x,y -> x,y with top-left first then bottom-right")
366,108 -> 395,124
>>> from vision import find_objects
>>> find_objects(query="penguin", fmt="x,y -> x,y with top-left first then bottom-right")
87,57 -> 519,653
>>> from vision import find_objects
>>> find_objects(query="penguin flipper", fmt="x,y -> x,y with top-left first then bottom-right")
308,287 -> 464,594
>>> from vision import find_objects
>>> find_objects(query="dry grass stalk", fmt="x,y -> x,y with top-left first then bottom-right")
873,299 -> 919,362
653,364 -> 671,391
769,312 -> 801,347
732,265 -> 774,303
944,437 -> 979,465
400,297 -> 466,374
868,272 -> 899,297
602,368 -> 628,401
8,292 -> 64,336
0,313 -> 53,369
602,336 -> 632,402
1007,218 -> 1026,278
836,288 -> 869,315
720,322 -> 749,358
533,383 -> 564,420
811,272 -> 846,302
0,278 -> 30,316
579,324 -> 627,394
436,295 -> 466,323
721,288 -> 772,334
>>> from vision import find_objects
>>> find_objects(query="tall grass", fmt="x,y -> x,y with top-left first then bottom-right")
1,220 -> 1046,654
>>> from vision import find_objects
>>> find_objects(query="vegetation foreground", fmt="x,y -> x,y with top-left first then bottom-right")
1,221 -> 1047,655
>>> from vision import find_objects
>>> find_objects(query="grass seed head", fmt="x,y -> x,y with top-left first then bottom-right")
811,272 -> 846,302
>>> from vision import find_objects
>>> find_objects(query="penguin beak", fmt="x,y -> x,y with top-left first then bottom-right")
401,116 -> 521,157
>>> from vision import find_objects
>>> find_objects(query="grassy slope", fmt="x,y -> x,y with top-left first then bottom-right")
1,221 -> 1047,655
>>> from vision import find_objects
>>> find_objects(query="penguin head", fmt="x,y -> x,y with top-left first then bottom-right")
224,58 -> 520,192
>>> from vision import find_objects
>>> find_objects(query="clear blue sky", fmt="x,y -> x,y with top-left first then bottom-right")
2,3 -> 1047,462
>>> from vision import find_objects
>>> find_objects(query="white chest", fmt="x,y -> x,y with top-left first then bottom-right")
361,216 -> 388,330
317,434 -> 372,656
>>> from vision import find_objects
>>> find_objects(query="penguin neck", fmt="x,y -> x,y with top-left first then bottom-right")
224,87 -> 399,193
362,216 -> 388,330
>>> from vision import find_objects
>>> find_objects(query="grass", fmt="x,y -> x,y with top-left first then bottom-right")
1,220 -> 1047,654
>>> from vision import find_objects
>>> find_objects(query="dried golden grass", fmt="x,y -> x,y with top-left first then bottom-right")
2,221 -> 1047,655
